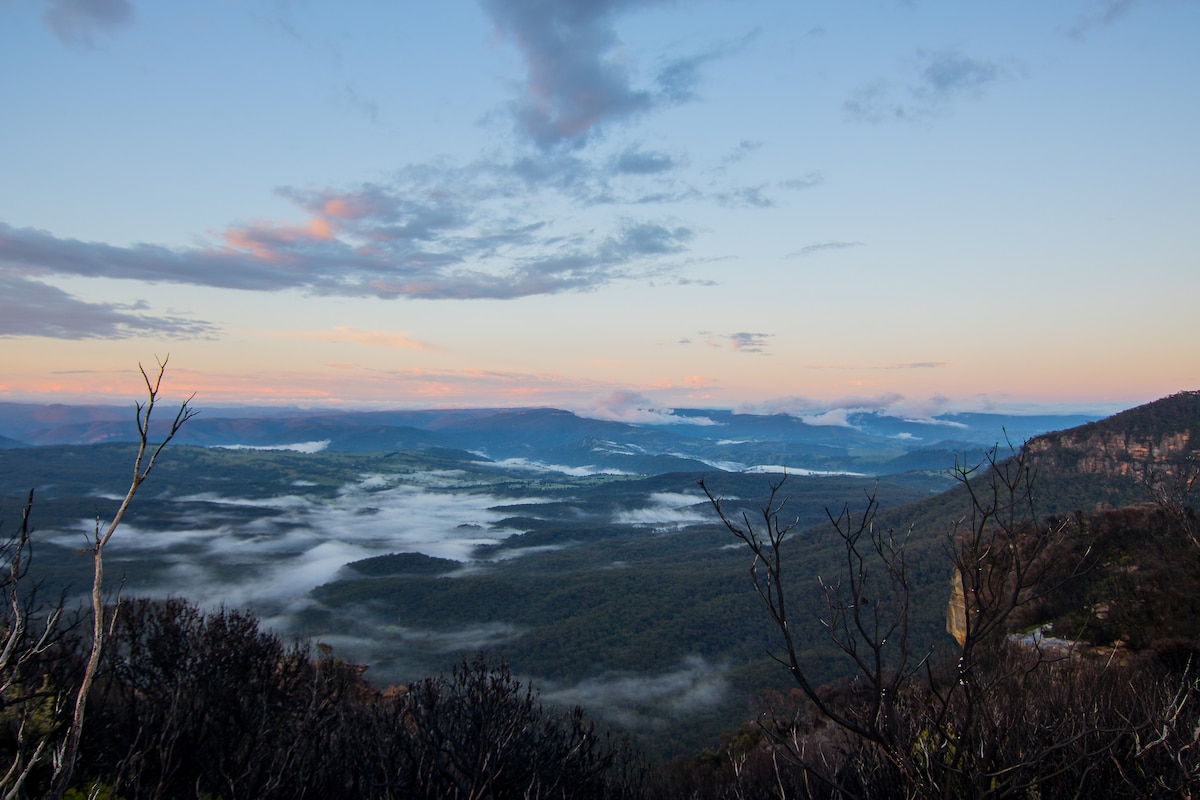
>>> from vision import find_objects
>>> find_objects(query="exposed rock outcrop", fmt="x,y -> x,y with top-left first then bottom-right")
946,567 -> 967,647
1023,390 -> 1199,480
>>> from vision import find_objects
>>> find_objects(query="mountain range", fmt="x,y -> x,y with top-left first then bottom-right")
0,401 -> 1100,477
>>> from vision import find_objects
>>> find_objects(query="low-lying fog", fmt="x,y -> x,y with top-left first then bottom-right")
43,458 -> 731,732
51,469 -> 533,615
540,656 -> 729,731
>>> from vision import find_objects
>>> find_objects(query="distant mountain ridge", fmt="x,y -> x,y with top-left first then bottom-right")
0,400 -> 1109,476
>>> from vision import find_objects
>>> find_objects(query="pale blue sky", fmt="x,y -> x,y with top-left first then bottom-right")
1,0 -> 1197,418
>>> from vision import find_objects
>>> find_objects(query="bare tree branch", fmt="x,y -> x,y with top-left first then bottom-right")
51,357 -> 196,798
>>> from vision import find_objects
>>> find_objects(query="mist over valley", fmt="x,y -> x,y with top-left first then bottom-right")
0,401 -> 1102,754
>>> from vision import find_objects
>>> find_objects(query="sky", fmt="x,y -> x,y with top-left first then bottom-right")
1,0 -> 1197,420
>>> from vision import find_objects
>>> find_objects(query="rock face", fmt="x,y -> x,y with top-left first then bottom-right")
946,567 -> 967,647
1023,390 -> 1200,481
1025,428 -> 1193,479
944,391 -> 1200,651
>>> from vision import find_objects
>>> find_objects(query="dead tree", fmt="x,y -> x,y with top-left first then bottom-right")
1141,452 -> 1199,547
698,475 -> 926,795
49,359 -> 196,798
699,442 -> 1108,798
0,493 -> 73,800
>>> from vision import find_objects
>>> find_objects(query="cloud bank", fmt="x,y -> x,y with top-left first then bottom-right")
613,491 -> 709,529
46,473 -> 528,619
581,391 -> 719,426
0,193 -> 693,313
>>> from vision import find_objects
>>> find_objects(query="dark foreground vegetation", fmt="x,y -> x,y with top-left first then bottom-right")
3,381 -> 1199,798
672,434 -> 1200,799
3,592 -> 638,799
4,500 -> 1199,798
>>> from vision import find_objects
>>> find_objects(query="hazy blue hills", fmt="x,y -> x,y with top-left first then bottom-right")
0,402 -> 1099,476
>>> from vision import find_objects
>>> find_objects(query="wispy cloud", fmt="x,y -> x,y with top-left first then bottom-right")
1064,0 -> 1136,39
716,171 -> 823,208
779,172 -> 824,192
916,49 -> 1003,97
884,361 -> 946,370
540,656 -> 729,730
716,184 -> 775,209
613,491 -> 709,529
787,240 -> 863,258
610,147 -> 679,175
746,392 -> 906,426
802,360 -> 947,372
728,331 -> 772,353
216,441 -> 332,454
41,0 -> 134,47
481,0 -> 746,149
720,140 -> 762,166
0,271 -> 217,339
0,181 -> 693,305
752,392 -> 903,414
482,0 -> 664,149
582,390 -> 718,425
746,391 -> 975,423
655,27 -> 761,104
694,331 -> 773,354
845,49 -> 1008,123
333,84 -> 380,124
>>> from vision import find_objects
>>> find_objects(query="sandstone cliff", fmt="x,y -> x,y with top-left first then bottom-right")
1023,390 -> 1199,481
945,391 -> 1200,652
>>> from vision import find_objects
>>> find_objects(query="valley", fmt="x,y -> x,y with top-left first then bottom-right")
0,400 -> 1133,755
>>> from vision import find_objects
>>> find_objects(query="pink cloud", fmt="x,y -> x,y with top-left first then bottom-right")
223,217 -> 338,262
